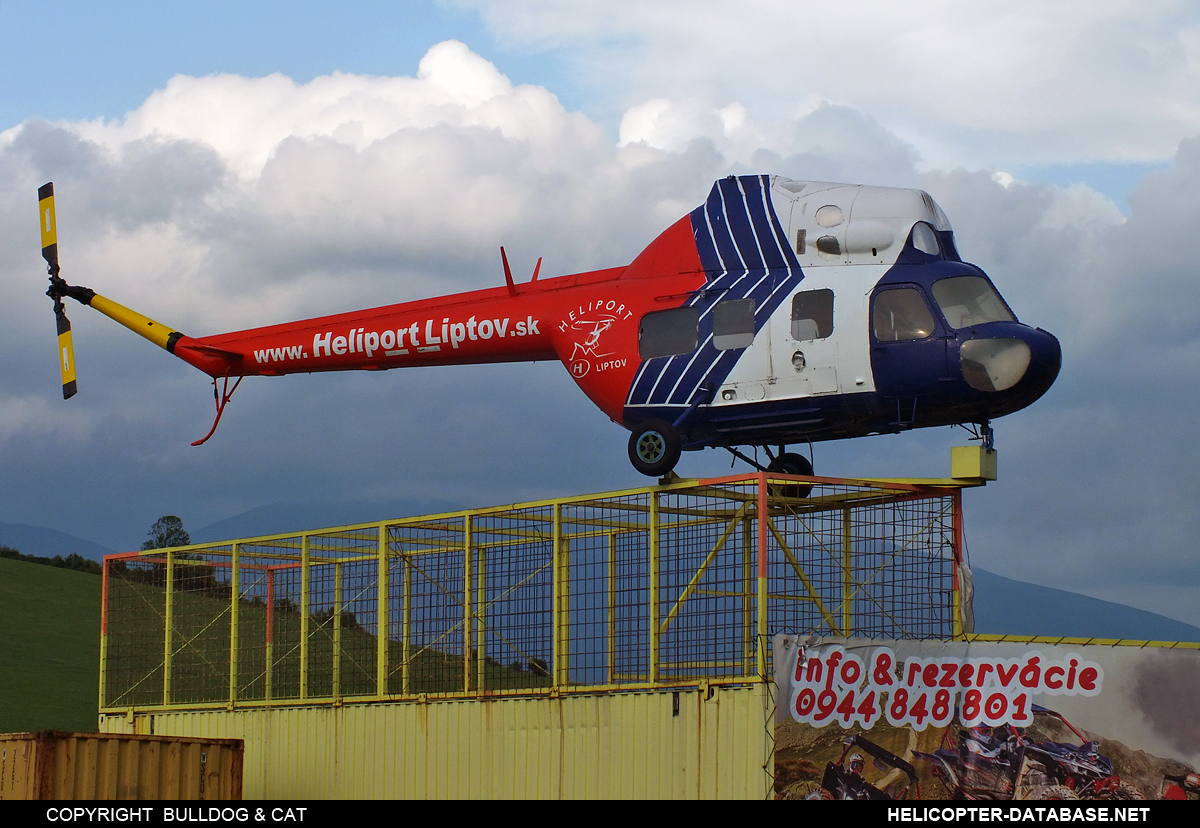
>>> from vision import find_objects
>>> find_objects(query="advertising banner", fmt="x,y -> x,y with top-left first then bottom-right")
772,636 -> 1200,801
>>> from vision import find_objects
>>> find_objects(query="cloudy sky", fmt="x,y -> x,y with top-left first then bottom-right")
3,2 -> 1200,624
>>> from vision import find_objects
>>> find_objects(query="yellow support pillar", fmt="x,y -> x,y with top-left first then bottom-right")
300,535 -> 310,700
552,504 -> 570,687
99,559 -> 109,713
952,490 -> 964,639
561,534 -> 570,686
377,525 -> 389,698
229,543 -> 239,705
164,551 -> 174,706
463,514 -> 474,693
476,543 -> 487,692
265,568 -> 274,702
607,532 -> 616,685
756,474 -> 768,680
742,514 -> 754,678
333,561 -> 342,700
650,492 -> 660,684
401,554 -> 411,694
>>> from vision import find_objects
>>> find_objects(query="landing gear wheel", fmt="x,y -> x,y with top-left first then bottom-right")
628,419 -> 682,477
767,452 -> 814,498
768,452 -> 813,476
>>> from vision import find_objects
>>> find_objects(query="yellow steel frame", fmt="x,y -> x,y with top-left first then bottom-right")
964,634 -> 1200,649
100,472 -> 973,715
164,550 -> 174,706
229,543 -> 239,706
376,524 -> 388,698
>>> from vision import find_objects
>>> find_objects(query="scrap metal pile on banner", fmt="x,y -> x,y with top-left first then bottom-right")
773,636 -> 1200,802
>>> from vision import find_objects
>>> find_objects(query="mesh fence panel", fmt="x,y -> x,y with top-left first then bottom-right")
472,507 -> 554,690
102,476 -> 961,709
104,558 -> 167,708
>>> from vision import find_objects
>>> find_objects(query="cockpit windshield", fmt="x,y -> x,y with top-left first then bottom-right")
931,276 -> 1015,329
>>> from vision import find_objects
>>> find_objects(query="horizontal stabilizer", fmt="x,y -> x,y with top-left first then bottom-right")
183,342 -> 243,360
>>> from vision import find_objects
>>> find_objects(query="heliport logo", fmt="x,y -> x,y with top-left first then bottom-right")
253,315 -> 541,364
561,299 -> 635,379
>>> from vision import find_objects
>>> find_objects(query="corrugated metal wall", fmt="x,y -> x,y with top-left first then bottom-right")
0,731 -> 242,800
99,685 -> 771,799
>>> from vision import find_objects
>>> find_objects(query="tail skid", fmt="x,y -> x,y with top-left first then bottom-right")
192,376 -> 243,446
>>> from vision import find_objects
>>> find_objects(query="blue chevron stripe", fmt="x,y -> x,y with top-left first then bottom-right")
626,175 -> 805,412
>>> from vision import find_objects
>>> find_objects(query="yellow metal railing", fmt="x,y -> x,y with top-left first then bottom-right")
100,473 -> 967,713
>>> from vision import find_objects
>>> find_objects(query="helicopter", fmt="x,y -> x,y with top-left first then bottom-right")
39,174 -> 1061,477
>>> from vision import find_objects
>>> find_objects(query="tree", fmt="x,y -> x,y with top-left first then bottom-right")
142,515 -> 190,550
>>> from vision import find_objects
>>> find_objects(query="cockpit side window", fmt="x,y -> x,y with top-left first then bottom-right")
931,276 -> 1016,329
791,289 -> 834,340
873,288 -> 936,342
639,306 -> 699,358
712,298 -> 756,350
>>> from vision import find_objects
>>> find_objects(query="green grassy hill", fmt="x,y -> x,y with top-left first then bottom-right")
0,555 -> 548,733
0,556 -> 101,732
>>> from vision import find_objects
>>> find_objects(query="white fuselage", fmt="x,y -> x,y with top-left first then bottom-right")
715,178 -> 951,408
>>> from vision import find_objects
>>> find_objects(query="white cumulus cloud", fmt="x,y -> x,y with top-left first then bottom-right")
464,0 -> 1200,169
2,39 -> 1200,627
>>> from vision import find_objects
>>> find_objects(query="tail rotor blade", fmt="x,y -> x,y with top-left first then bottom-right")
40,182 -> 76,398
56,308 -> 78,399
39,182 -> 58,274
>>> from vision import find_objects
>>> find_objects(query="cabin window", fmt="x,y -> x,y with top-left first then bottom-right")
815,205 -> 844,227
712,298 -> 756,350
815,236 -> 841,256
791,289 -> 834,340
873,288 -> 936,342
931,276 -> 1016,329
639,306 -> 699,358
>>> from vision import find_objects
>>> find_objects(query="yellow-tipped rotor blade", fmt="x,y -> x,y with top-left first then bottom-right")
41,182 -> 77,398
39,182 -> 58,272
56,309 -> 78,399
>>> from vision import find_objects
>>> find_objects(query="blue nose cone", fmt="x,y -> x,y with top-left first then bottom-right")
1025,326 -> 1062,395
959,324 -> 1060,418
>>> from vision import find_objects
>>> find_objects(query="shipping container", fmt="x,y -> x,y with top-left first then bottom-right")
101,686 -> 770,799
0,731 -> 242,800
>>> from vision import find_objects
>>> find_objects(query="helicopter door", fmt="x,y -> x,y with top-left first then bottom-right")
712,297 -> 772,401
769,288 -> 839,400
869,285 -> 949,401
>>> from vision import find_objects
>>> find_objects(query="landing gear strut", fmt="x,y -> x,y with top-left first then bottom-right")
961,420 -> 995,451
980,420 -> 994,451
722,444 -> 815,498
